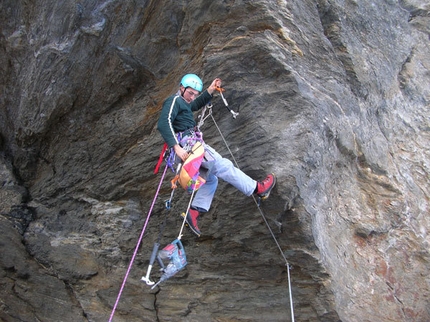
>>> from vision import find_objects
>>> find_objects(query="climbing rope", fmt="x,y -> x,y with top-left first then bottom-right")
209,103 -> 295,322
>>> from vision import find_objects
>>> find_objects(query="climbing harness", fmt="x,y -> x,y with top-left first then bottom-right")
171,140 -> 206,193
110,87 -> 295,322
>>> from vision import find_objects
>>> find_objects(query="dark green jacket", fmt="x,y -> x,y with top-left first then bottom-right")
157,90 -> 212,147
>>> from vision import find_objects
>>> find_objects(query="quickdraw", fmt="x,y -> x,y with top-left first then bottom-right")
216,86 -> 239,118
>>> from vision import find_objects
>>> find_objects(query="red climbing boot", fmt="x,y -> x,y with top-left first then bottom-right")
181,208 -> 201,237
256,173 -> 276,200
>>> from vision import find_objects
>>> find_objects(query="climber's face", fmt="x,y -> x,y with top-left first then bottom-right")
181,86 -> 200,103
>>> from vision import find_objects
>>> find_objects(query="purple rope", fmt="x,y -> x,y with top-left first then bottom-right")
109,163 -> 169,321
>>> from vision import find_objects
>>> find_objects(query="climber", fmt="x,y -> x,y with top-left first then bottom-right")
157,74 -> 276,236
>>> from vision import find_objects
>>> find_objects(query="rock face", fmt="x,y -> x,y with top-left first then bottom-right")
1,0 -> 429,321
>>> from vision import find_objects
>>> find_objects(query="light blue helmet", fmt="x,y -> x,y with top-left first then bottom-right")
180,74 -> 203,92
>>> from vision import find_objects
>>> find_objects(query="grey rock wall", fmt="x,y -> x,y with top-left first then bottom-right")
1,0 -> 429,321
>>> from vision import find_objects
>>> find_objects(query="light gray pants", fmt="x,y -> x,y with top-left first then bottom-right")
191,143 -> 256,212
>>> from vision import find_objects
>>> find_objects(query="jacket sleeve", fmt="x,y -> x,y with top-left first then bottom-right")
157,95 -> 180,148
190,90 -> 213,112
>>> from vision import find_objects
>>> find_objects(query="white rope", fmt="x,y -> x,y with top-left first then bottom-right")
177,186 -> 197,240
209,113 -> 295,322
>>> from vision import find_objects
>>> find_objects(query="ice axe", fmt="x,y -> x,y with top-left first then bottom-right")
216,86 -> 239,119
140,242 -> 160,286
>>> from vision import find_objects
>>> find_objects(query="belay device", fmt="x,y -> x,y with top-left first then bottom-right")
141,239 -> 187,289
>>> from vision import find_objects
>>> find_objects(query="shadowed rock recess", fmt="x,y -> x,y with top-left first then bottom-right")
0,0 -> 429,321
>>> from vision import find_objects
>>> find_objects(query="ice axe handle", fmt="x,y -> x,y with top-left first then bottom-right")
149,243 -> 160,265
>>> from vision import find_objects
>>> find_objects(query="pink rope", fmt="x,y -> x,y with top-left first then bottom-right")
109,163 -> 169,321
